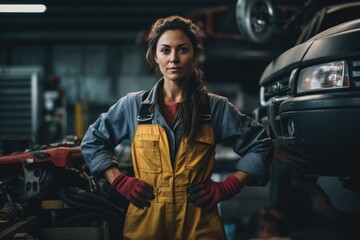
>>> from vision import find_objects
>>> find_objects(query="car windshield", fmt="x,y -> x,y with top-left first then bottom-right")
295,3 -> 360,45
320,4 -> 360,32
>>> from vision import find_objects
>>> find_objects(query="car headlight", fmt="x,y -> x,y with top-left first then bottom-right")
297,61 -> 350,94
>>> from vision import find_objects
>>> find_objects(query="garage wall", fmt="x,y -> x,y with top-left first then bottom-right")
1,43 -> 161,134
2,44 -> 155,104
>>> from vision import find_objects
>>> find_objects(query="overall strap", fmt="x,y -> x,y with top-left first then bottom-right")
137,91 -> 153,124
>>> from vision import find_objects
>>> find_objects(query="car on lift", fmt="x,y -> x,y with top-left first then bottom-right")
254,2 -> 360,190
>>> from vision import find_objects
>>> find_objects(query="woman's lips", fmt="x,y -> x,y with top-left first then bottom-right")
168,67 -> 182,72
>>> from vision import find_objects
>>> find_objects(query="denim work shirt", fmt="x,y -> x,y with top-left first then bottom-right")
81,79 -> 274,186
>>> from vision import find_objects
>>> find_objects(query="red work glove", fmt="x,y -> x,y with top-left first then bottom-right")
188,175 -> 242,211
111,174 -> 155,209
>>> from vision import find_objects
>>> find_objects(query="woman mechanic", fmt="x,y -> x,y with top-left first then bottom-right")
81,15 -> 274,240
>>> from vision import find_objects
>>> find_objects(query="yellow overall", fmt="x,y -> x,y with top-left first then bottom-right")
124,123 -> 226,240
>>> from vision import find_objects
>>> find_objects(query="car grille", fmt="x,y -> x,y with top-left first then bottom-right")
349,58 -> 360,87
261,74 -> 290,106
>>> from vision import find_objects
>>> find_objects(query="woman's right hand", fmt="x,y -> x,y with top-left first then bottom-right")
111,173 -> 155,208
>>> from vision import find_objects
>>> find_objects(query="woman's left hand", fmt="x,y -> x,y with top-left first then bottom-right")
188,175 -> 242,211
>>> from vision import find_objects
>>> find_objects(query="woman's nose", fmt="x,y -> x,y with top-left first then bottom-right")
170,51 -> 179,63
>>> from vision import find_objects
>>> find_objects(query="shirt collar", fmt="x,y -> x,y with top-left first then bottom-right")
142,78 -> 164,105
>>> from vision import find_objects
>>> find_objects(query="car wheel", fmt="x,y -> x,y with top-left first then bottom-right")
236,0 -> 276,44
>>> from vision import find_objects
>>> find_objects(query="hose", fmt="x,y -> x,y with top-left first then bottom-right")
59,188 -> 123,224
0,202 -> 24,224
64,167 -> 99,193
67,187 -> 124,218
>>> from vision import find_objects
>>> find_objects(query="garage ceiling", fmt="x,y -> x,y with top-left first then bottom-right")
0,0 -> 231,43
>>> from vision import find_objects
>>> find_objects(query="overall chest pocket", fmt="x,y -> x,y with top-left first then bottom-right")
185,135 -> 214,170
134,135 -> 162,173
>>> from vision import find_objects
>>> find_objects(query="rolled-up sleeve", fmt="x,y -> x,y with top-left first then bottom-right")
81,96 -> 130,177
211,94 -> 274,186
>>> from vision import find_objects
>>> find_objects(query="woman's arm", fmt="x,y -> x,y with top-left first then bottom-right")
80,96 -> 131,178
232,170 -> 253,187
209,93 -> 274,186
104,166 -> 122,184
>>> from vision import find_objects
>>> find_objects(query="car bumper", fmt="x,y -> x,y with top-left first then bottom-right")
278,91 -> 360,146
256,91 -> 360,175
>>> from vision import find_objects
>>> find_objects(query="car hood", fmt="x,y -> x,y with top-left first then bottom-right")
259,18 -> 360,86
259,40 -> 313,86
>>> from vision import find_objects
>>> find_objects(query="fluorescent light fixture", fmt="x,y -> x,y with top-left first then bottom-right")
0,4 -> 46,13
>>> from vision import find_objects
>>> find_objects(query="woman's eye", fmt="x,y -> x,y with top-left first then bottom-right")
178,47 -> 188,53
160,48 -> 170,54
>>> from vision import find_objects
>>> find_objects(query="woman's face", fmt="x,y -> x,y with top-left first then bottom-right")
155,29 -> 195,83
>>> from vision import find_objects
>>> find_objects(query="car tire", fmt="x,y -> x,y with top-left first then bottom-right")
236,0 -> 276,44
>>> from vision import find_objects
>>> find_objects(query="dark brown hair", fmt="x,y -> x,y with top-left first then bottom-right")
146,15 -> 207,146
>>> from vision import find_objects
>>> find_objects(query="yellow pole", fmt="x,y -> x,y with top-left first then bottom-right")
75,102 -> 87,139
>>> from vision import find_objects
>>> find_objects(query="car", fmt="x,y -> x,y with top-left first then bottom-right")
254,2 -> 360,190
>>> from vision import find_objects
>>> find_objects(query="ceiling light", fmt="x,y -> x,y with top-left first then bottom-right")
0,4 -> 46,13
